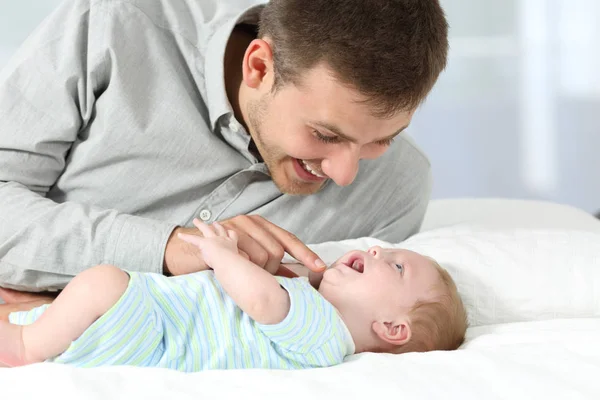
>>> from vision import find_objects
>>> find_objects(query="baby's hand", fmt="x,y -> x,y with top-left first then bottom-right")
177,219 -> 240,267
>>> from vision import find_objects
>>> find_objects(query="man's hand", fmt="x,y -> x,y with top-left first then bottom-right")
164,215 -> 326,277
0,287 -> 55,321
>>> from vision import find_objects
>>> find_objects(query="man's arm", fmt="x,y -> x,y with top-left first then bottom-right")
178,221 -> 291,325
369,137 -> 432,241
0,1 -> 177,290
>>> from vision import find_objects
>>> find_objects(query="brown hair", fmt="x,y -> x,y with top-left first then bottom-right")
258,0 -> 449,117
394,261 -> 468,353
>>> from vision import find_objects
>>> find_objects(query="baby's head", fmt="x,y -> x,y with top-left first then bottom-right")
318,246 -> 467,354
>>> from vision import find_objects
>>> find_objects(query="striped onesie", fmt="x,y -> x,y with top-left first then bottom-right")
9,272 -> 355,371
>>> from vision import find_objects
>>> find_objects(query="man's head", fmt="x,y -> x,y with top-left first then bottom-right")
237,0 -> 449,195
318,247 -> 467,353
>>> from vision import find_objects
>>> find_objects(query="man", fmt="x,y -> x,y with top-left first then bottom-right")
0,0 -> 448,311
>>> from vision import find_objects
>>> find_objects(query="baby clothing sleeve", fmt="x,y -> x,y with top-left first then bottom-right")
255,277 -> 355,368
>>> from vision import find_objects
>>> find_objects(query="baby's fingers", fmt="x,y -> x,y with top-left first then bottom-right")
212,221 -> 227,237
227,229 -> 239,243
192,218 -> 216,237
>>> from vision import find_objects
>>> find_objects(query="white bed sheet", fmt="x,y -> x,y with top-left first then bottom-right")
2,318 -> 600,399
2,199 -> 600,399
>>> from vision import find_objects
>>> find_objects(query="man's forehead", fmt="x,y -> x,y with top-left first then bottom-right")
298,63 -> 415,117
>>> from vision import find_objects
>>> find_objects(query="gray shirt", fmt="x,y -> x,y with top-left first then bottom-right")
0,0 -> 431,291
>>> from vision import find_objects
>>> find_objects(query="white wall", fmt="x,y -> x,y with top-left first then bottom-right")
0,0 -> 62,63
412,0 -> 600,214
1,0 -> 599,214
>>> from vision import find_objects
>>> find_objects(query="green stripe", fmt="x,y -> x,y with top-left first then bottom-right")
129,324 -> 163,365
168,281 -> 198,370
83,307 -> 148,367
196,278 -> 219,369
66,286 -> 141,355
147,283 -> 188,363
186,278 -> 203,371
100,318 -> 157,366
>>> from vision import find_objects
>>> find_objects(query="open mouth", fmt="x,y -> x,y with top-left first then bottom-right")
293,158 -> 327,182
343,255 -> 365,273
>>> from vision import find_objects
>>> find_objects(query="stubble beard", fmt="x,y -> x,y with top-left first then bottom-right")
247,97 -> 323,196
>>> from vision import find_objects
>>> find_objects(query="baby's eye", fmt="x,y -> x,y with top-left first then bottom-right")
395,264 -> 404,274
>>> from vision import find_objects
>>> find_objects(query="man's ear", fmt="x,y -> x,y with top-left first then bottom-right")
242,38 -> 275,89
372,319 -> 411,346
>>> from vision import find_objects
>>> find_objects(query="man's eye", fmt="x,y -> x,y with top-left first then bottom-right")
313,130 -> 340,144
375,137 -> 395,146
395,264 -> 404,274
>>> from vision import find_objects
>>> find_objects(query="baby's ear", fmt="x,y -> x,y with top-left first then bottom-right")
372,319 -> 411,346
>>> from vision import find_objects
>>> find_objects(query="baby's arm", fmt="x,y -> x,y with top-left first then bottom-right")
211,250 -> 290,325
0,265 -> 128,366
178,220 -> 290,325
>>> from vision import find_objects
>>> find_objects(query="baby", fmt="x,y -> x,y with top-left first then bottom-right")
0,220 -> 467,370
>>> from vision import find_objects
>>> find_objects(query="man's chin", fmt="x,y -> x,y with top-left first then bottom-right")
267,160 -> 326,195
274,179 -> 325,196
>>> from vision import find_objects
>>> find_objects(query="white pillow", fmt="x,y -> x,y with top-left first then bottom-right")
294,227 -> 600,327
421,198 -> 600,232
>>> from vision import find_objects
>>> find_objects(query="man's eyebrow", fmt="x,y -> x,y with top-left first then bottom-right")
311,121 -> 409,143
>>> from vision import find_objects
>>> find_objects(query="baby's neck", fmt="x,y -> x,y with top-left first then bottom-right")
318,290 -> 379,354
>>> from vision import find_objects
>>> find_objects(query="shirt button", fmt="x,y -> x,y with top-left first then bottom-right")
199,209 -> 212,222
230,122 -> 240,133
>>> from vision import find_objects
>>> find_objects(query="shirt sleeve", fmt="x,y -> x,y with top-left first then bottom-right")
369,136 -> 432,241
255,277 -> 352,358
0,1 -> 175,290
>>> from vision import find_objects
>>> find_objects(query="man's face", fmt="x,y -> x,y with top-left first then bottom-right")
245,64 -> 415,195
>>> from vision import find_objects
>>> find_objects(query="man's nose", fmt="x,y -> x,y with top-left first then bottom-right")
321,149 -> 360,187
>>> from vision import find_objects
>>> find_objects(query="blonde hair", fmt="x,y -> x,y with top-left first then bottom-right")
393,260 -> 468,354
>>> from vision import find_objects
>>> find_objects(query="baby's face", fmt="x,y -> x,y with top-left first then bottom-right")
318,247 -> 441,318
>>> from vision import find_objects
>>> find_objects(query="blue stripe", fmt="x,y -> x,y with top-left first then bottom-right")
57,284 -> 139,364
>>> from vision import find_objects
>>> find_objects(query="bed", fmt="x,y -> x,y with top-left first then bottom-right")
2,198 -> 600,399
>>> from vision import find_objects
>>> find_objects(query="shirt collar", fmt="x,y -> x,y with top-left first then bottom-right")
204,3 -> 266,132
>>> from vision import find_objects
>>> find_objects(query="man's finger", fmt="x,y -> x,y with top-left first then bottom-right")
239,250 -> 250,260
224,217 -> 284,275
223,216 -> 285,274
250,215 -> 326,273
227,230 -> 239,242
222,221 -> 270,268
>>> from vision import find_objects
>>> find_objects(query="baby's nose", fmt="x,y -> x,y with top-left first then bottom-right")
368,246 -> 384,258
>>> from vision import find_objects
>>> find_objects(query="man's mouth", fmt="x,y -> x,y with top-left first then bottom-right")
293,158 -> 327,181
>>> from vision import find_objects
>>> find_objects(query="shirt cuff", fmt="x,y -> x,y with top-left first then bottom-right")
106,214 -> 177,275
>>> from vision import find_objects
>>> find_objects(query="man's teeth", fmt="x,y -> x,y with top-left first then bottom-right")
301,160 -> 325,178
